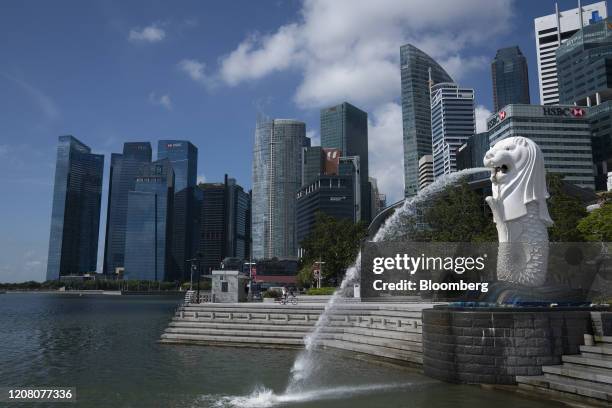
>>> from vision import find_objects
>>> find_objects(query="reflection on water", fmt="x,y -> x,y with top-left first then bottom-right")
0,294 -> 562,408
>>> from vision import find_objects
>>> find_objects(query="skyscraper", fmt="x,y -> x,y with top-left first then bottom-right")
47,136 -> 104,280
157,140 -> 197,192
400,43 -> 453,196
491,46 -> 530,111
103,142 -> 152,276
157,140 -> 199,281
487,104 -> 595,189
430,82 -> 475,178
198,175 -> 251,273
252,118 -> 306,260
320,102 -> 370,222
534,1 -> 607,105
124,159 -> 174,281
557,16 -> 612,190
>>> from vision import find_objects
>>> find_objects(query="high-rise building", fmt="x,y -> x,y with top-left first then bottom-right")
302,146 -> 323,186
400,44 -> 453,196
456,133 -> 490,171
557,16 -> 612,190
103,142 -> 152,276
124,159 -> 174,281
198,175 -> 251,273
369,177 -> 384,218
252,118 -> 306,260
534,1 -> 607,105
418,155 -> 434,190
339,156 -> 361,222
487,104 -> 595,189
430,83 -> 475,178
157,140 -> 199,281
321,102 -> 370,222
491,46 -> 530,111
47,136 -> 104,280
296,175 -> 355,247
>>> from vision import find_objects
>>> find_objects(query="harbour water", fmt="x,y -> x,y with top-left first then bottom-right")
0,293 -> 562,407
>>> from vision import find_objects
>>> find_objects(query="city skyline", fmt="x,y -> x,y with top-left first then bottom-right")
0,0 -> 600,282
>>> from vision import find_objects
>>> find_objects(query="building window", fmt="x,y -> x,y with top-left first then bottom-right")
221,282 -> 228,292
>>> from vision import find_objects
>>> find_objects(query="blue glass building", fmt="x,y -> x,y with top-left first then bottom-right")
491,46 -> 530,112
320,102 -> 370,222
157,140 -> 199,281
103,142 -> 152,275
124,159 -> 174,281
252,118 -> 306,260
47,136 -> 104,280
400,44 -> 453,197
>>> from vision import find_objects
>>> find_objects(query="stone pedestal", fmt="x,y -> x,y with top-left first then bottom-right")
422,306 -> 593,384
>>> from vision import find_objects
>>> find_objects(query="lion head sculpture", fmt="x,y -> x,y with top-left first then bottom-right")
483,136 -> 553,225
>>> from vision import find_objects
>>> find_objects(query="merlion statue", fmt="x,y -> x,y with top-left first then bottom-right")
483,136 -> 553,287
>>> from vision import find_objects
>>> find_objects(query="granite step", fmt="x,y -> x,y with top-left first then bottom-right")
164,327 -> 313,339
159,332 -> 304,347
517,374 -> 612,403
321,339 -> 423,364
580,344 -> 612,356
594,336 -> 612,344
168,321 -> 316,331
562,354 -> 612,370
543,364 -> 612,385
329,333 -> 422,352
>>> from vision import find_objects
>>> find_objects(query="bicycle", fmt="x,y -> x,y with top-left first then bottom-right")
279,295 -> 298,305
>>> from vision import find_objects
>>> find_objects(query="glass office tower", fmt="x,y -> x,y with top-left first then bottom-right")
157,140 -> 199,281
124,159 -> 174,281
400,43 -> 453,197
103,142 -> 152,275
252,118 -> 306,260
47,135 -> 104,280
430,83 -> 475,178
491,46 -> 530,111
320,102 -> 370,222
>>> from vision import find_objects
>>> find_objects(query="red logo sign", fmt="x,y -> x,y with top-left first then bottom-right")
570,107 -> 585,117
498,111 -> 507,121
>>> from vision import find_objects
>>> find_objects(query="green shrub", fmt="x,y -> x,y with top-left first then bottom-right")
263,289 -> 282,298
306,287 -> 336,295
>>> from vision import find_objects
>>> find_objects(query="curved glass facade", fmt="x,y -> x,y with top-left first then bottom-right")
400,44 -> 453,197
252,118 -> 305,260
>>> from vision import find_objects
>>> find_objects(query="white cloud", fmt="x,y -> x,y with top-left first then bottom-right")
178,59 -> 217,89
129,24 -> 166,43
368,102 -> 404,204
211,0 -> 512,108
306,129 -> 319,146
148,92 -> 172,110
197,174 -> 207,184
475,105 -> 492,133
1,73 -> 59,120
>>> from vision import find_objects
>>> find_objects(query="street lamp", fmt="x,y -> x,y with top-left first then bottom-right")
313,260 -> 326,289
244,261 -> 256,301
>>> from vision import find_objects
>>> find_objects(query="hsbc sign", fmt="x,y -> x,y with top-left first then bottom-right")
487,110 -> 508,130
542,107 -> 586,117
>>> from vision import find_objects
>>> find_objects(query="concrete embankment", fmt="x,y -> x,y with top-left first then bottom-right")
160,302 -> 437,365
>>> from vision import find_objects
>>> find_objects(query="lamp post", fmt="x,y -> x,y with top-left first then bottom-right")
186,255 -> 202,302
244,260 -> 256,301
314,260 -> 326,289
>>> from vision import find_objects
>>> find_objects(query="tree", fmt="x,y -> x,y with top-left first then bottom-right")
547,174 -> 587,242
420,182 -> 497,242
300,212 -> 368,283
577,203 -> 612,242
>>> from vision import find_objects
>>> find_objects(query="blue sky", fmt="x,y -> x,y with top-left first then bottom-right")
0,0 -> 600,282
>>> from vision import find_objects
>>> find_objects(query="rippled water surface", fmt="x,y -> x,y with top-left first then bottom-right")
0,293 -> 562,407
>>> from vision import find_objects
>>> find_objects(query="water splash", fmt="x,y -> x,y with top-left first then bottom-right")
200,382 -> 417,408
286,167 -> 489,392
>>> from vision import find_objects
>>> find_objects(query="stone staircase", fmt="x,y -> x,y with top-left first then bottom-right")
516,335 -> 612,406
160,302 -> 434,365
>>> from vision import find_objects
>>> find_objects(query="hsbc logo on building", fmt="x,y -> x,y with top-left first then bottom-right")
487,110 -> 507,129
542,107 -> 586,117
